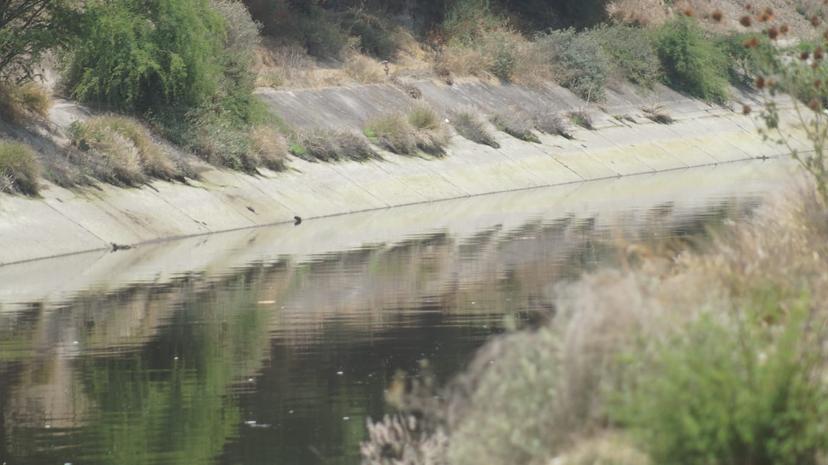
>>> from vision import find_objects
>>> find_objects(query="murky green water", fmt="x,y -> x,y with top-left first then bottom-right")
0,161 -> 796,465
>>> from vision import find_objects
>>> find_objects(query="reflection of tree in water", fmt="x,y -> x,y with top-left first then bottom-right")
1,266 -> 282,465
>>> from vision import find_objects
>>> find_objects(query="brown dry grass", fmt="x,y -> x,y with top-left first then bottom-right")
249,126 -> 289,171
0,82 -> 52,123
68,116 -> 180,186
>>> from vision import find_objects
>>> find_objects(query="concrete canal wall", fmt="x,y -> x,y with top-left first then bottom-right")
0,79 -> 808,266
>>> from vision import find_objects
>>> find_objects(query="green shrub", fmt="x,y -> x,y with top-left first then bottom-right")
450,110 -> 500,148
66,0 -> 226,113
344,11 -> 399,60
653,17 -> 729,103
590,25 -> 661,88
69,116 -> 178,185
0,140 -> 40,196
534,29 -> 610,100
491,112 -> 540,143
614,302 -> 828,465
717,32 -> 776,86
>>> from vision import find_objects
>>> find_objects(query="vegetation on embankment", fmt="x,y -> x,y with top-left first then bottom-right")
0,0 -> 823,197
362,181 -> 828,465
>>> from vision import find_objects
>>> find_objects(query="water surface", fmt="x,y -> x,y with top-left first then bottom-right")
0,160 -> 797,465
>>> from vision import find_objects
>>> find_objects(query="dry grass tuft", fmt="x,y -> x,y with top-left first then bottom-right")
365,114 -> 418,155
642,105 -> 674,124
491,112 -> 540,143
366,108 -> 449,156
0,82 -> 52,123
249,126 -> 289,171
344,54 -> 387,84
0,140 -> 41,196
569,110 -> 594,130
68,116 -> 180,186
450,110 -> 500,148
291,129 -> 378,162
533,112 -> 574,139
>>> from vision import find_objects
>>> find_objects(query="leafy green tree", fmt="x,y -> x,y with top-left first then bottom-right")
0,0 -> 76,82
65,0 -> 226,113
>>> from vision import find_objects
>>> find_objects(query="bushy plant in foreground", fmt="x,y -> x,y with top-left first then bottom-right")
614,301 -> 828,465
653,16 -> 729,103
0,140 -> 40,196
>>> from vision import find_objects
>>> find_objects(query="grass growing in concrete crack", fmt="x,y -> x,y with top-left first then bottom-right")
533,112 -> 574,139
290,129 -> 378,162
450,110 -> 500,148
365,105 -> 449,156
569,110 -> 594,130
642,105 -> 674,124
0,140 -> 40,196
491,112 -> 540,143
68,116 -> 183,186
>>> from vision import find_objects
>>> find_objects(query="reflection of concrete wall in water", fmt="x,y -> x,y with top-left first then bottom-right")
0,160 -> 793,447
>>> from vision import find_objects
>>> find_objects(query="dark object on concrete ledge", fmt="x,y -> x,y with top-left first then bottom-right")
294,216 -> 302,226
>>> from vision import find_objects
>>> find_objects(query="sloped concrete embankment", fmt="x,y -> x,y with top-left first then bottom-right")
0,79 -> 807,266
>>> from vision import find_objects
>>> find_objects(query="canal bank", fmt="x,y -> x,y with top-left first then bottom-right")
0,80 -> 809,265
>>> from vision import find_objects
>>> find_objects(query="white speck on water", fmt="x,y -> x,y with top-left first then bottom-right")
257,300 -> 275,305
244,420 -> 257,426
72,341 -> 78,345
336,371 -> 344,375
288,410 -> 294,414
248,378 -> 254,383
45,424 -> 51,429
471,301 -> 476,305
343,416 -> 350,421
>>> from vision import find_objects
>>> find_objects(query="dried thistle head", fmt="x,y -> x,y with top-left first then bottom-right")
809,97 -> 822,111
755,76 -> 766,89
780,24 -> 789,34
743,36 -> 760,48
815,47 -> 825,60
742,104 -> 752,115
712,10 -> 723,22
801,50 -> 811,61
767,26 -> 779,39
812,15 -> 822,27
740,15 -> 752,27
683,7 -> 694,16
